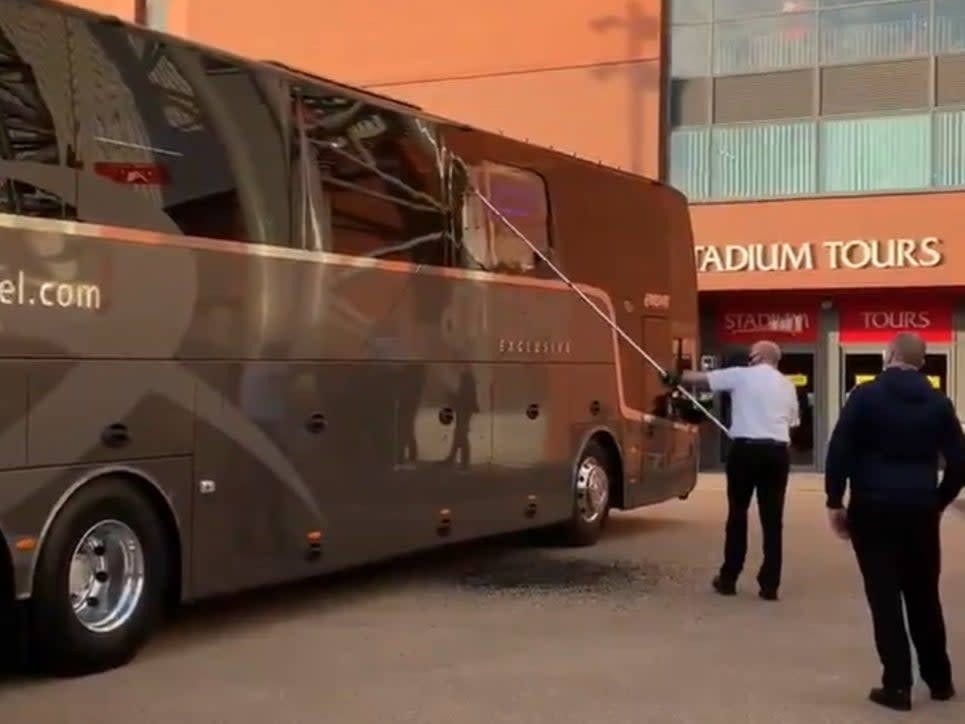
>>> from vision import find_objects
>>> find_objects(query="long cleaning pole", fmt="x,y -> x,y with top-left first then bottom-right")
467,183 -> 730,437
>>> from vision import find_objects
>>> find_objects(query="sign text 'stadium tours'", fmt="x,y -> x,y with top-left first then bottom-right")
695,237 -> 943,274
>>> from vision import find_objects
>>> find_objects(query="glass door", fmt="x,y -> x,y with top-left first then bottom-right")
842,352 -> 883,399
923,354 -> 949,394
842,351 -> 949,398
781,353 -> 814,467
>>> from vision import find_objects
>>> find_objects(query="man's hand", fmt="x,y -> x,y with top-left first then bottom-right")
660,371 -> 681,388
827,508 -> 849,541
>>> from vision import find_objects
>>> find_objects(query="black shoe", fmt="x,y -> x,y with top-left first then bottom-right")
930,684 -> 956,701
868,687 -> 911,711
758,588 -> 778,601
712,576 -> 736,596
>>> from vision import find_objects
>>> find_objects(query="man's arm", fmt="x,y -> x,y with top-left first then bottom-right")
937,399 -> 965,510
678,370 -> 709,387
668,367 -> 745,392
825,388 -> 863,509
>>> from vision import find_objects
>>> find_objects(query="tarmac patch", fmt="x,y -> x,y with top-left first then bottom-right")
454,552 -> 662,597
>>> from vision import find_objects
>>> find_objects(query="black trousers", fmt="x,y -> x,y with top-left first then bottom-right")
720,439 -> 790,591
848,502 -> 952,691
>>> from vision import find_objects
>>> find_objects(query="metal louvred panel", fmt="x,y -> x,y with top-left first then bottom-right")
670,78 -> 711,126
819,113 -> 930,193
936,54 -> 965,106
669,127 -> 710,200
933,109 -> 965,187
710,120 -> 815,199
714,70 -> 814,123
821,59 -> 929,115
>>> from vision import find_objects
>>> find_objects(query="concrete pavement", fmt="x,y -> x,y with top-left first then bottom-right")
3,477 -> 965,723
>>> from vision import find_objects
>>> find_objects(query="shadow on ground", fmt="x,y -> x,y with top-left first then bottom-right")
1,511 -> 692,685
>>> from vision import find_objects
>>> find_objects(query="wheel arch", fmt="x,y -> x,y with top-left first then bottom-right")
577,426 -> 625,509
27,466 -> 183,611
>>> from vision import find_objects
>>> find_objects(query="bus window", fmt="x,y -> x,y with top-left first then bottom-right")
69,18 -> 290,244
458,161 -> 550,274
290,84 -> 449,266
0,1 -> 78,220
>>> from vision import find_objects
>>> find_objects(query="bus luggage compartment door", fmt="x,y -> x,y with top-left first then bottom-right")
189,362 -> 326,600
26,361 -> 194,467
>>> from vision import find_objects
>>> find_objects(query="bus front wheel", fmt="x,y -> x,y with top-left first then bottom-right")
552,440 -> 613,547
29,477 -> 170,677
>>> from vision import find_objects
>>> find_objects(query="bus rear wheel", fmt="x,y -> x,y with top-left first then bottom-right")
551,440 -> 612,547
29,477 -> 170,677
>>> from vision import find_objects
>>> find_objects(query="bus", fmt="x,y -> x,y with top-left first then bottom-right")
0,0 -> 707,676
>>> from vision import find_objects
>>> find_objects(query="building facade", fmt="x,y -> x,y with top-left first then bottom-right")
669,0 -> 965,471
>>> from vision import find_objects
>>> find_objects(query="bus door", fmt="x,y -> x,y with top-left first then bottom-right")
635,315 -> 676,503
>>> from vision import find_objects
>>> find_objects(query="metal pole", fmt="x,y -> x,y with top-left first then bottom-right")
467,183 -> 730,437
407,120 -> 729,435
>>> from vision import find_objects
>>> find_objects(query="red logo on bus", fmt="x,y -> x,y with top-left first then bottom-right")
93,162 -> 169,185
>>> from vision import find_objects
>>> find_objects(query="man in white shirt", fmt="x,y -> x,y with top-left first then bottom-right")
664,340 -> 799,601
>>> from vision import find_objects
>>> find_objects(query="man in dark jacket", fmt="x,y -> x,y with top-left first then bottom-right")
825,332 -> 965,712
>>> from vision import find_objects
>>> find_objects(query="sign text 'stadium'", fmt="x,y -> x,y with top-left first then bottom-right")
695,237 -> 943,273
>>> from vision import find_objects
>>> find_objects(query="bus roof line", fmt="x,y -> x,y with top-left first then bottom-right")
46,0 -> 676,190
263,60 -> 423,111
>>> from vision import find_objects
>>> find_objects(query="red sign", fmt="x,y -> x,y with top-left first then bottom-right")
716,304 -> 818,344
839,298 -> 952,343
93,162 -> 169,186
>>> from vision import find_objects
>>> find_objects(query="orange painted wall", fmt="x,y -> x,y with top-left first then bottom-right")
64,0 -> 191,33
62,0 -> 662,175
64,0 -> 134,19
691,192 -> 965,292
182,0 -> 665,177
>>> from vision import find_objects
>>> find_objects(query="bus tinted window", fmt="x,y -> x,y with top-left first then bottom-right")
290,84 -> 448,266
69,19 -> 290,243
460,161 -> 550,274
0,1 -> 78,219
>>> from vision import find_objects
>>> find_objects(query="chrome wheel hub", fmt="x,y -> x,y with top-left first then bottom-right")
576,456 -> 609,523
68,520 -> 145,633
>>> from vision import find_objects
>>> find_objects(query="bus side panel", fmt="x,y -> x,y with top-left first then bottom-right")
0,363 -> 29,470
26,361 -> 194,467
186,357 -> 426,601
0,457 -> 194,600
487,280 -> 622,526
183,257 -> 497,598
490,362 -> 570,525
186,360 -> 329,601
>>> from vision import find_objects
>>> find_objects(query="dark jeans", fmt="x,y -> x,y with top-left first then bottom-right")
849,502 -> 952,691
720,439 -> 790,591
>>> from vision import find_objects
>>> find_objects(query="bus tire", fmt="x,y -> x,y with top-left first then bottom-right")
29,477 -> 170,677
552,440 -> 613,547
